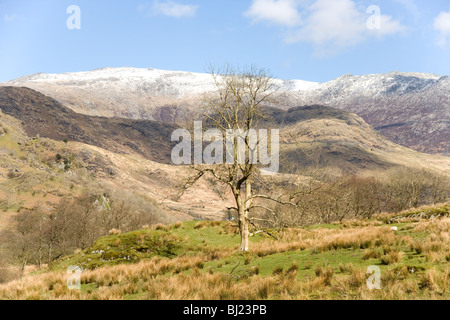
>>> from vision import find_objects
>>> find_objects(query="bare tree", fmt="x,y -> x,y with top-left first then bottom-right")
178,65 -> 296,252
427,171 -> 449,204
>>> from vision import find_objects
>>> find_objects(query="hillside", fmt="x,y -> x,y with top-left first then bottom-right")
0,82 -> 448,300
1,86 -> 448,177
264,105 -> 447,174
1,86 -> 449,227
3,67 -> 319,122
0,86 -> 177,164
0,107 -> 234,223
0,109 -> 91,219
291,72 -> 450,155
0,205 -> 448,300
4,67 -> 448,154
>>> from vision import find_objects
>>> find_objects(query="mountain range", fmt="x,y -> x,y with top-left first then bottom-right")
3,67 -> 449,155
2,86 -> 448,177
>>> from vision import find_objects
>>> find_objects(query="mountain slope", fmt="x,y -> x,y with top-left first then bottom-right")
1,86 -> 448,177
0,86 -> 177,163
290,72 -> 450,155
0,105 -> 235,223
4,67 -> 448,154
4,67 -> 318,123
265,105 -> 450,175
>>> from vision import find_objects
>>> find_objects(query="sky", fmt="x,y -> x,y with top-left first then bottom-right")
0,0 -> 449,83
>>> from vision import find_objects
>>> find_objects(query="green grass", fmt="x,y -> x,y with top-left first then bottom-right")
306,223 -> 341,230
3,205 -> 448,300
52,221 -> 270,272
392,204 -> 449,220
170,221 -> 266,248
52,229 -> 185,271
52,214 -> 445,278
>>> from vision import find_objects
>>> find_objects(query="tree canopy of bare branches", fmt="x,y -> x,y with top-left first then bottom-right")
179,65 -> 297,252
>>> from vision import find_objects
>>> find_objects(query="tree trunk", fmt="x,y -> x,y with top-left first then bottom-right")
20,260 -> 26,278
237,192 -> 249,252
239,206 -> 249,252
239,179 -> 252,252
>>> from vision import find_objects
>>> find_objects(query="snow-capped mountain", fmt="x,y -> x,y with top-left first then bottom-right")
3,67 -> 449,154
291,72 -> 450,154
5,67 -> 319,119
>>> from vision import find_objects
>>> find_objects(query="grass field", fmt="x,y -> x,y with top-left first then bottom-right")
0,205 -> 448,300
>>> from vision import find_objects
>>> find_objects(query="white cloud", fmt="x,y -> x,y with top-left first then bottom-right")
371,14 -> 406,37
434,11 -> 450,47
245,0 -> 405,56
139,0 -> 199,18
285,0 -> 366,50
244,0 -> 302,27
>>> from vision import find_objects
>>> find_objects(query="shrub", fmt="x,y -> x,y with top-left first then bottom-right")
363,249 -> 380,260
108,229 -> 122,236
172,222 -> 182,229
380,251 -> 404,265
256,279 -> 274,299
286,261 -> 299,274
338,263 -> 354,273
419,269 -> 440,291
272,266 -> 284,275
154,224 -> 169,232
6,170 -> 17,179
250,266 -> 260,275
194,221 -> 207,230
315,266 -> 334,285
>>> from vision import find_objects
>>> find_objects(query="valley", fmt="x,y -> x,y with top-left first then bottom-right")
0,67 -> 448,300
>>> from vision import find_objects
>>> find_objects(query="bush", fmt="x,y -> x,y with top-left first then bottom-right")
363,249 -> 380,260
6,170 -> 17,179
250,266 -> 260,275
154,224 -> 169,232
381,251 -> 404,265
286,261 -> 299,274
108,229 -> 122,235
0,188 -> 173,273
272,266 -> 283,275
269,168 -> 449,227
315,266 -> 334,285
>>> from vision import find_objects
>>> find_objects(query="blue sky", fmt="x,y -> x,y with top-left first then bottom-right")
0,0 -> 449,83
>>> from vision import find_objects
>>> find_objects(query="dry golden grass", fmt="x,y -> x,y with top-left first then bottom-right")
380,251 -> 404,265
0,259 -> 448,300
194,221 -> 222,230
251,225 -> 399,257
0,217 -> 448,300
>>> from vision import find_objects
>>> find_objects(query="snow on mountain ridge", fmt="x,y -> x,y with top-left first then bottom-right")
3,67 -> 448,154
8,67 -> 445,99
8,67 -> 322,97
